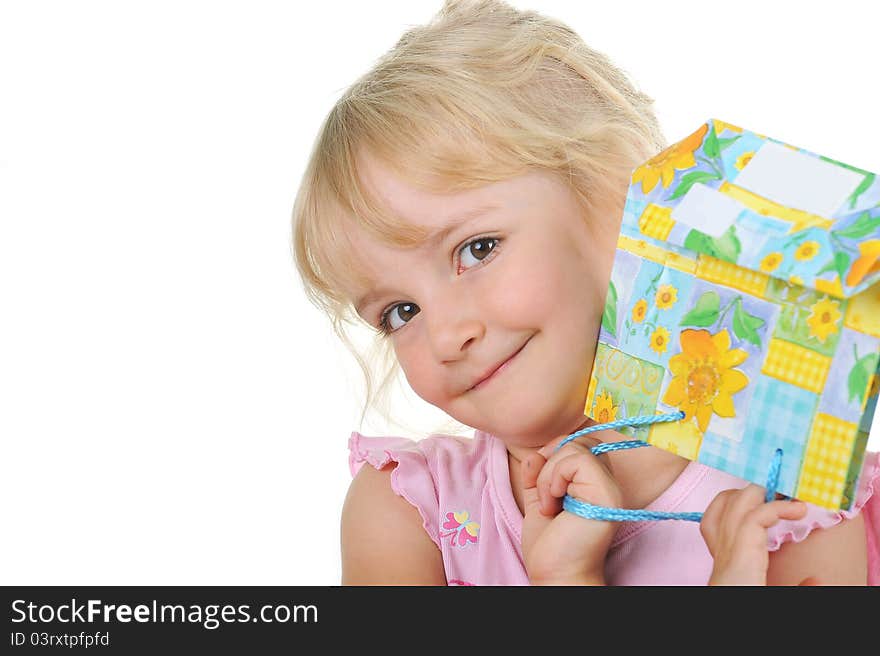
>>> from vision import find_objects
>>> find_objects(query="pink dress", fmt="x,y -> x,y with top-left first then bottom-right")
348,429 -> 880,585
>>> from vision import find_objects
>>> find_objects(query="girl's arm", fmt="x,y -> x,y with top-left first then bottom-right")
766,513 -> 867,585
340,463 -> 447,585
701,484 -> 868,585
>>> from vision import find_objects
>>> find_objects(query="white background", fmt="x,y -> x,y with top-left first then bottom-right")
1,0 -> 878,585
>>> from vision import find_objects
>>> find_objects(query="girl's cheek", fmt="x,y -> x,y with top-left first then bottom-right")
491,256 -> 562,319
395,337 -> 445,398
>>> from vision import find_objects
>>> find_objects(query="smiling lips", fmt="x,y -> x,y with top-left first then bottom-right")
467,338 -> 531,392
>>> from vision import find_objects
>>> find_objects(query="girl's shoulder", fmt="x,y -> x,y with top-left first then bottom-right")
348,429 -> 492,475
347,429 -> 497,547
694,451 -> 880,554
764,450 -> 880,554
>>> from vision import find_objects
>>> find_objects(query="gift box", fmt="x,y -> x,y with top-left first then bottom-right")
586,119 -> 880,510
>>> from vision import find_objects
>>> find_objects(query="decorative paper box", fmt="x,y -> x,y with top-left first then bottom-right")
586,119 -> 880,510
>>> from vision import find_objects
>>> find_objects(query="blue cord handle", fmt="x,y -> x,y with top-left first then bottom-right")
554,412 -> 783,523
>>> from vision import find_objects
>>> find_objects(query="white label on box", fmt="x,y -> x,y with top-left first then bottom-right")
732,141 -> 863,218
671,182 -> 744,238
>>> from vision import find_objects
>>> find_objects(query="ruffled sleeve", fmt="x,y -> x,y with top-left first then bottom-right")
766,451 -> 880,583
348,431 -> 441,548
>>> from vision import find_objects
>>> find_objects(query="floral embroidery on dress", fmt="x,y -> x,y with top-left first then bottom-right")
440,510 -> 480,548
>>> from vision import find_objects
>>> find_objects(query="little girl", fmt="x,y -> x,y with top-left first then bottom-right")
292,0 -> 879,585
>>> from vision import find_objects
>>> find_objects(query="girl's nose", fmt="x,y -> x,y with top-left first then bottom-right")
427,300 -> 485,363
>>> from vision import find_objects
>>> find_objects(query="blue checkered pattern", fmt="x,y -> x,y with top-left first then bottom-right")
699,376 -> 817,496
698,430 -> 746,475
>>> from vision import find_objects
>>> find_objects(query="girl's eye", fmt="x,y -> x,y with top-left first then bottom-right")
379,302 -> 420,333
457,236 -> 499,274
377,236 -> 501,335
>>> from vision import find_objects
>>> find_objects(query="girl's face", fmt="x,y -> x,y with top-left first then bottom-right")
348,154 -> 621,448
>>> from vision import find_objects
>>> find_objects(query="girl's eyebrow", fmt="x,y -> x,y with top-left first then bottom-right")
419,203 -> 500,249
355,289 -> 390,317
354,203 -> 500,315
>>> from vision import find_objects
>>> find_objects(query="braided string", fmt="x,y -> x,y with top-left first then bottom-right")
765,448 -> 783,503
555,411 -> 783,523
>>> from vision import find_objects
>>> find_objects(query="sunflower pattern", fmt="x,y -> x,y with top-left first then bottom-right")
735,151 -> 755,170
649,326 -> 670,355
592,391 -> 618,424
655,284 -> 678,310
662,330 -> 749,432
590,118 -> 880,511
805,297 -> 842,343
760,252 -> 783,273
627,119 -> 880,299
794,241 -> 821,262
631,123 -> 708,194
631,299 -> 648,323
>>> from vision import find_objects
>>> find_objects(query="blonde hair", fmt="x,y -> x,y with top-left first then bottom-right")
291,0 -> 666,434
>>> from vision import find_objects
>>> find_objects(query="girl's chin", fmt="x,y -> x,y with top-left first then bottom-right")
475,411 -> 592,445
448,383 -> 590,437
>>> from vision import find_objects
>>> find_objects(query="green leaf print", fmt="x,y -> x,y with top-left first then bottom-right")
713,226 -> 742,263
848,352 -> 879,405
819,155 -> 870,176
602,280 -> 618,338
732,300 -> 765,347
669,171 -> 720,201
847,174 -> 876,210
833,211 -> 880,240
680,291 -> 720,327
683,226 -> 741,264
717,136 -> 741,151
703,125 -> 720,159
817,251 -> 851,282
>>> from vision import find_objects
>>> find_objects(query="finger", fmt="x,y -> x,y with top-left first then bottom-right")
520,483 -> 553,560
523,451 -> 561,517
547,451 -> 613,495
534,442 -> 579,514
536,433 -> 617,515
522,452 -> 546,490
798,576 -> 821,586
729,484 -> 767,513
750,500 -> 808,528
536,456 -> 564,517
700,489 -> 735,545
549,436 -> 613,478
720,484 -> 769,528
548,454 -> 584,498
520,456 -> 550,523
538,432 -> 601,459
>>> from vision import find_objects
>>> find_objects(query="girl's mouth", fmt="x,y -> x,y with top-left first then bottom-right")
468,337 -> 531,392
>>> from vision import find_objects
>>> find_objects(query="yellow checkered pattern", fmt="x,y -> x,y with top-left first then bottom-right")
638,204 -> 675,241
665,251 -> 698,275
761,338 -> 831,394
618,235 -> 668,267
617,235 -> 698,275
696,254 -> 771,298
796,413 -> 858,508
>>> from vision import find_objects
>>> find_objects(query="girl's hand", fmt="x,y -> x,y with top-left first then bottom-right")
521,435 -> 623,585
700,484 -> 809,586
